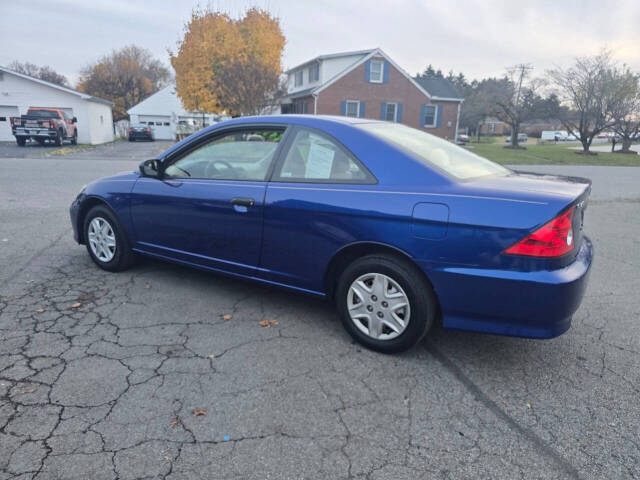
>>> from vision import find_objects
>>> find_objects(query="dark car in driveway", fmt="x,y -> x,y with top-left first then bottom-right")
70,115 -> 593,353
128,124 -> 154,141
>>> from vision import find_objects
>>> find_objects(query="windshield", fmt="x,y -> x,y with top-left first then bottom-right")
27,110 -> 59,118
358,123 -> 509,180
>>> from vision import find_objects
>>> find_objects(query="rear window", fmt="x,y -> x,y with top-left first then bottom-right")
27,110 -> 59,118
358,123 -> 509,180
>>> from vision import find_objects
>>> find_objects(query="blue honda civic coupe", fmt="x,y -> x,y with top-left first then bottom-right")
70,115 -> 593,352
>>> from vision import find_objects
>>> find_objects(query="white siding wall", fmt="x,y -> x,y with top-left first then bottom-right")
286,54 -> 366,94
0,71 -> 113,144
86,102 -> 114,144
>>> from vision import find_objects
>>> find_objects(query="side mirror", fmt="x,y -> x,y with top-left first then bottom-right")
72,116 -> 77,123
139,159 -> 161,178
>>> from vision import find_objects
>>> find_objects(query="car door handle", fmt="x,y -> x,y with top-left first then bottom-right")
230,197 -> 255,207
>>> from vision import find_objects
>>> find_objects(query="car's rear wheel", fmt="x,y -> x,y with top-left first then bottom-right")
16,137 -> 26,146
83,205 -> 135,272
71,131 -> 77,145
54,129 -> 63,146
335,254 -> 436,353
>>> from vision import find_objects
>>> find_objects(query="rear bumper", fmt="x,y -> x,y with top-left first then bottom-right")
129,132 -> 153,140
13,128 -> 57,139
424,236 -> 593,339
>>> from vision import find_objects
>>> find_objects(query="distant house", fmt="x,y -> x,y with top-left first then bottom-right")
0,66 -> 114,144
479,117 -> 507,135
127,85 -> 226,140
520,119 -> 564,137
281,48 -> 463,140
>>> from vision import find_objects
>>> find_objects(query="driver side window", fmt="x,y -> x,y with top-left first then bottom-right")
164,128 -> 284,181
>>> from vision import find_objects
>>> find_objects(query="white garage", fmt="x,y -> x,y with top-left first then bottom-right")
0,105 -> 19,141
0,66 -> 114,144
128,85 -> 222,140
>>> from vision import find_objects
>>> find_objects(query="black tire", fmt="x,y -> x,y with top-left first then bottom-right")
129,137 -> 134,142
71,131 -> 77,145
83,205 -> 135,272
36,138 -> 46,145
16,137 -> 26,146
335,254 -> 437,353
54,129 -> 63,146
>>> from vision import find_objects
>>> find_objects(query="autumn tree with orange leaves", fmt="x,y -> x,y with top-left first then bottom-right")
171,7 -> 285,116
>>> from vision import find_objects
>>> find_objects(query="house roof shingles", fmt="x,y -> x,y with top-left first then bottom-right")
414,76 -> 462,100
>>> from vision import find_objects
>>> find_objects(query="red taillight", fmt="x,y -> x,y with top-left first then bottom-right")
49,120 -> 55,128
128,128 -> 132,133
505,207 -> 575,257
146,128 -> 151,133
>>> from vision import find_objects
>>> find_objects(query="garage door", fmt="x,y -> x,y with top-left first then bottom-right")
0,106 -> 19,142
139,115 -> 173,140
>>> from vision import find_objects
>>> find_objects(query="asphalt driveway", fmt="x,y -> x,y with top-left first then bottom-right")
0,140 -> 638,479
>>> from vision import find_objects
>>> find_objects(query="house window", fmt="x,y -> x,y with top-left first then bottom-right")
0,117 -> 6,121
294,70 -> 303,87
423,105 -> 436,127
308,63 -> 319,83
100,115 -> 104,125
385,103 -> 397,122
488,123 -> 495,133
294,102 -> 308,114
164,122 -> 170,126
369,60 -> 383,83
345,100 -> 360,117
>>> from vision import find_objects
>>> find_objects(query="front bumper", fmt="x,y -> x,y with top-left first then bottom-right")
69,194 -> 84,244
425,236 -> 594,338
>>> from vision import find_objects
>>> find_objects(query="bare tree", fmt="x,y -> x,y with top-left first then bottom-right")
8,61 -> 69,87
492,64 -> 538,148
213,60 -> 283,116
609,69 -> 640,154
547,51 -> 621,155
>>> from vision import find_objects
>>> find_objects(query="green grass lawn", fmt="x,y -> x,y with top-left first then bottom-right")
465,142 -> 640,166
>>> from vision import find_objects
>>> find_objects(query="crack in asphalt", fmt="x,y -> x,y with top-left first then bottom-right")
425,339 -> 582,480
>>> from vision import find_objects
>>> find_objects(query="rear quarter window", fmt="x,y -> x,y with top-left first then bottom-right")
358,123 -> 509,180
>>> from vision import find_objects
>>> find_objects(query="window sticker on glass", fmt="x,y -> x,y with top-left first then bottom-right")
306,142 -> 335,178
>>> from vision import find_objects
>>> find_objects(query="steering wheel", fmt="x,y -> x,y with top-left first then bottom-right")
205,160 -> 235,179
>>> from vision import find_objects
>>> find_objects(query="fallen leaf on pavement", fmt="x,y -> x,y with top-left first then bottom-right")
35,308 -> 44,313
526,402 -> 532,409
71,302 -> 82,309
170,418 -> 179,428
222,314 -> 232,321
192,408 -> 207,417
258,319 -> 279,328
208,354 -> 215,359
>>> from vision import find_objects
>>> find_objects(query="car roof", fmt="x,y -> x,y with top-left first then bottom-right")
223,114 -> 384,127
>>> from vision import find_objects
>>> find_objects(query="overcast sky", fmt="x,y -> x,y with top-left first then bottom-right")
1,0 -> 639,85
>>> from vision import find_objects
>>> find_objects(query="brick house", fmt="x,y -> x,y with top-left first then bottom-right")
281,49 -> 463,140
479,117 -> 507,135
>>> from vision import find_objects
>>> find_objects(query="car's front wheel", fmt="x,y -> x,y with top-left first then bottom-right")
335,254 -> 436,353
83,205 -> 135,272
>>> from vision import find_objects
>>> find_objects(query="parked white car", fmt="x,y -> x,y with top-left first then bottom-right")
506,133 -> 528,143
541,130 -> 567,141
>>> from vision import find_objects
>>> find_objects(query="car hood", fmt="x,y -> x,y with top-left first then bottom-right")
467,171 -> 591,201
